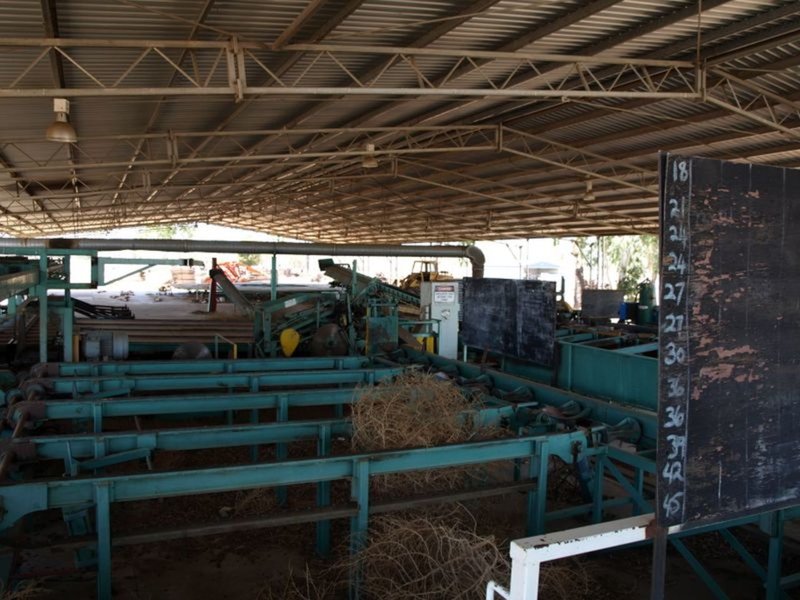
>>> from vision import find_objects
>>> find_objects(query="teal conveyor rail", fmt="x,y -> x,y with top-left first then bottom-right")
11,387 -> 360,429
399,348 -> 658,447
0,430 -> 596,600
21,366 -> 404,396
14,418 -> 352,474
31,355 -> 370,378
465,328 -> 658,412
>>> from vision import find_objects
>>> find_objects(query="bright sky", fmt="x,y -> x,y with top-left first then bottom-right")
75,222 -> 583,303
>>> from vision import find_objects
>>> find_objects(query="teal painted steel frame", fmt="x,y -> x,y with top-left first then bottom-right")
400,348 -> 659,447
556,335 -> 657,411
0,431 -> 596,600
26,366 -> 404,396
603,446 -> 800,600
12,388 -> 361,431
34,355 -> 369,378
13,418 -> 352,475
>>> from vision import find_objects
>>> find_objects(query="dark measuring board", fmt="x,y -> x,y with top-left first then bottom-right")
461,278 -> 556,366
461,278 -> 518,357
516,280 -> 557,365
657,154 -> 800,529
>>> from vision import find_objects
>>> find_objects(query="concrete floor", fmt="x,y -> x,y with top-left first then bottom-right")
71,288 -> 246,321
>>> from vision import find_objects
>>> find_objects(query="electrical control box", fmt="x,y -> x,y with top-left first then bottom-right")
419,281 -> 460,359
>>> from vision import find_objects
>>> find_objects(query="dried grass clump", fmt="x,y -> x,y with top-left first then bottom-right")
351,371 -> 479,452
255,565 -> 336,600
253,507 -> 589,600
351,372 -> 506,495
347,511 -> 508,600
1,580 -> 50,600
540,561 -> 591,599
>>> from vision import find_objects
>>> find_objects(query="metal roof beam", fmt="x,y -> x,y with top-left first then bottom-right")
109,0 -> 218,210
234,0 -> 723,191
39,0 -> 65,88
136,0 -> 365,213
465,2 -> 800,129
137,0 -> 588,210
182,0 -> 622,206
271,0 -> 328,50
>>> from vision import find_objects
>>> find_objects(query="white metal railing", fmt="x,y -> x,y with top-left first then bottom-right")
487,513 -> 657,600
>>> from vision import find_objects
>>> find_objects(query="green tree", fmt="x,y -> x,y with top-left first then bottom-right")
573,234 -> 658,300
238,253 -> 260,266
143,224 -> 195,239
606,234 -> 658,299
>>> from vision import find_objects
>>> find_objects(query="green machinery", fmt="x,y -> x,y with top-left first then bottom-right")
0,239 -> 481,363
0,250 -> 203,362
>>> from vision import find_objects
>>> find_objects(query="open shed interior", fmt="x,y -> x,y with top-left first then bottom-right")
0,2 -> 799,599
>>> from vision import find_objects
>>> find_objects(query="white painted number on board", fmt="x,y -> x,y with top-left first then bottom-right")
662,492 -> 685,519
663,314 -> 685,333
673,160 -> 688,182
667,376 -> 685,398
663,282 -> 685,304
664,405 -> 685,428
666,434 -> 686,460
664,342 -> 686,366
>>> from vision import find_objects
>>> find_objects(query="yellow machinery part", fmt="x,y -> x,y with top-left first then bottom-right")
279,328 -> 301,357
416,336 -> 435,353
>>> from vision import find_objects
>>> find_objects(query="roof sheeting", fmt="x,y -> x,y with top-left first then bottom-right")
0,0 -> 798,241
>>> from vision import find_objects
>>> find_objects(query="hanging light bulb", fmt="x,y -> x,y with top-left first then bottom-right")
362,143 -> 378,168
46,98 -> 78,143
583,178 -> 595,202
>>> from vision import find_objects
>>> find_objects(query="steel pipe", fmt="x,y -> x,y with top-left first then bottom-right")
0,238 -> 486,278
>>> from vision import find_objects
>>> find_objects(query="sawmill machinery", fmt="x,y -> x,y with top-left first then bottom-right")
0,239 -> 485,364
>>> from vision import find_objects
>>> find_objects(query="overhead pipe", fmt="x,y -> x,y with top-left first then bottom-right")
0,238 -> 486,278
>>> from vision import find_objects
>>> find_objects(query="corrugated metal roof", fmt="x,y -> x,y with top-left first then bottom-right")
0,0 -> 797,240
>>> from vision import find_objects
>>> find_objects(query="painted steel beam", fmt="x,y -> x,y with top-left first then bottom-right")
0,37 -> 694,66
4,144 -> 495,174
12,387 -> 360,423
0,39 -> 698,100
704,69 -> 800,140
0,86 -> 699,100
24,366 -> 404,396
33,355 -> 369,378
13,418 -> 352,462
2,125 -> 494,146
0,431 -> 589,529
